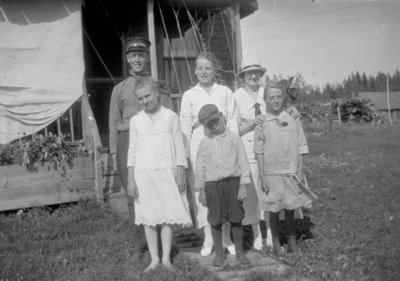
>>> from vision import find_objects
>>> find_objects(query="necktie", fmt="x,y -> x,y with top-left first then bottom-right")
254,103 -> 261,117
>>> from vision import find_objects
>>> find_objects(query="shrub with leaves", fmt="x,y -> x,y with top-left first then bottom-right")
0,133 -> 93,167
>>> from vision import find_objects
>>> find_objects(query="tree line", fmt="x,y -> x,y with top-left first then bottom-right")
264,69 -> 400,104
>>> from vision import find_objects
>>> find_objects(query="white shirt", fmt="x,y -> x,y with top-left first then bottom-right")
234,86 -> 266,163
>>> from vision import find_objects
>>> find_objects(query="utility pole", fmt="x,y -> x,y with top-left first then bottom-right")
386,74 -> 392,126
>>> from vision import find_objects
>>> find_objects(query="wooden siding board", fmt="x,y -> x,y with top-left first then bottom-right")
0,179 -> 96,211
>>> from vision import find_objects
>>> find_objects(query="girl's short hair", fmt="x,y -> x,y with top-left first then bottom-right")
196,51 -> 222,83
263,84 -> 288,109
196,51 -> 221,70
133,76 -> 158,94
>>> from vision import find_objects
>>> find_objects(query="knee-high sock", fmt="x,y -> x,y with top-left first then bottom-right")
231,222 -> 244,254
211,224 -> 223,256
284,209 -> 295,237
222,222 -> 233,246
269,211 -> 280,238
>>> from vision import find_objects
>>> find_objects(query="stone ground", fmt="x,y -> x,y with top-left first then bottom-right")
181,246 -> 289,281
107,191 -> 290,281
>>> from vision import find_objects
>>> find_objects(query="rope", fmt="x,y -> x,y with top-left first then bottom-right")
157,0 -> 182,94
169,0 -> 194,86
96,0 -> 123,43
219,9 -> 236,75
182,0 -> 205,51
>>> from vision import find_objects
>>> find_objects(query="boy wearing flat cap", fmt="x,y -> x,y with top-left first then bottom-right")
195,104 -> 251,267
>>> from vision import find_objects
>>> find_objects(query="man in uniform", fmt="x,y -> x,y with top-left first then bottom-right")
108,36 -> 173,254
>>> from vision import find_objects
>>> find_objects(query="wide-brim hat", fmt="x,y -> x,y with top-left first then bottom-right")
198,104 -> 220,125
125,36 -> 151,54
238,55 -> 267,77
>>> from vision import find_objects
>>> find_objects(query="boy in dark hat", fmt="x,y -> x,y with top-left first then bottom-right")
195,104 -> 251,266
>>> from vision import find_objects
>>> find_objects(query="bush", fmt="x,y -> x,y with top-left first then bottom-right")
0,133 -> 92,167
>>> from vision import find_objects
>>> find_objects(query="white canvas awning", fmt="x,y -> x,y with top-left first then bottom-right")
0,0 -> 84,144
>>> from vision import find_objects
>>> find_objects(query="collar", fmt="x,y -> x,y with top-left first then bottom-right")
209,127 -> 230,139
265,111 -> 289,121
265,111 -> 289,127
235,86 -> 266,112
192,83 -> 218,94
141,106 -> 165,120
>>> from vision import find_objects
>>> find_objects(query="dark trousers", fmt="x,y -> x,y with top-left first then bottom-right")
205,177 -> 246,257
204,177 -> 244,226
117,131 -> 145,254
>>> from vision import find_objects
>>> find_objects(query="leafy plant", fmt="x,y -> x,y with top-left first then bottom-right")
0,133 -> 93,168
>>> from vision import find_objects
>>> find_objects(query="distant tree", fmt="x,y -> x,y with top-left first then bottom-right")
375,71 -> 387,91
355,71 -> 361,90
368,75 -> 376,91
361,72 -> 368,91
343,78 -> 356,98
323,84 -> 337,100
391,69 -> 400,91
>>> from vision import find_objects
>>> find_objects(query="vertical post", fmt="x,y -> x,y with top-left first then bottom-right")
122,34 -> 128,79
69,107 -> 75,141
231,2 -> 242,90
337,104 -> 342,126
386,73 -> 392,126
81,94 -> 104,202
57,119 -> 61,136
147,0 -> 158,79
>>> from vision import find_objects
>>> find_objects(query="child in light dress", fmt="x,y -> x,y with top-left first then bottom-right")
255,85 -> 316,256
195,104 -> 251,266
127,77 -> 192,271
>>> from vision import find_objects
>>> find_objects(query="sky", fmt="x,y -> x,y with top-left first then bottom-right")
240,0 -> 400,87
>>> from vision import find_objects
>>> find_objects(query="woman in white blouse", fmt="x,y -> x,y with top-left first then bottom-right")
234,56 -> 267,251
180,52 -> 238,256
234,56 -> 304,251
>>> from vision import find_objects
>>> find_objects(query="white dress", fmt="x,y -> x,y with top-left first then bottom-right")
234,86 -> 267,223
127,107 -> 192,226
180,83 -> 239,228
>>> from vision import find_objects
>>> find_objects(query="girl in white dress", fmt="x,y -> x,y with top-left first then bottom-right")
127,77 -> 192,271
180,52 -> 238,256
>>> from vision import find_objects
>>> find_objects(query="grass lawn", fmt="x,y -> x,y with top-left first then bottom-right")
1,123 -> 399,281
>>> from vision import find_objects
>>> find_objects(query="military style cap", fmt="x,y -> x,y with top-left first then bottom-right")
125,36 -> 151,54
